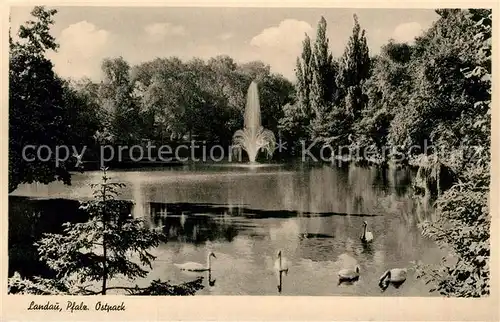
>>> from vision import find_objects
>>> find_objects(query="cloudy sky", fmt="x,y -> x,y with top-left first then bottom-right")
10,6 -> 439,81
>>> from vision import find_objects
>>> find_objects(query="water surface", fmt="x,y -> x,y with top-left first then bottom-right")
10,163 -> 441,296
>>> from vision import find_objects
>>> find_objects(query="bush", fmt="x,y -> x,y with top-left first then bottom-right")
416,163 -> 490,297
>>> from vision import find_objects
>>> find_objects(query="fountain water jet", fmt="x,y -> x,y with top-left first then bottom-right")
232,81 -> 276,163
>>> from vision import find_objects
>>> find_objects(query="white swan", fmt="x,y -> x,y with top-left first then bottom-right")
360,221 -> 374,243
274,250 -> 289,275
338,265 -> 360,283
174,252 -> 216,272
379,268 -> 407,291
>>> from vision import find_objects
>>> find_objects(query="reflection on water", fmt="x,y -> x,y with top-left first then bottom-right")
150,203 -> 241,244
10,163 -> 441,296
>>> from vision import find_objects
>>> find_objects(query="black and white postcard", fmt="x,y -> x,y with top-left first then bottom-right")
2,1 -> 498,321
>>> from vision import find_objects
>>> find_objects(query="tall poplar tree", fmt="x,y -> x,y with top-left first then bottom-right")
295,34 -> 313,120
337,14 -> 370,121
310,16 -> 338,140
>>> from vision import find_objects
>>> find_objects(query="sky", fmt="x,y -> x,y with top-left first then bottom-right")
10,6 -> 439,81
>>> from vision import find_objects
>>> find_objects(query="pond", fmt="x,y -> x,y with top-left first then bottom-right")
9,162 -> 442,296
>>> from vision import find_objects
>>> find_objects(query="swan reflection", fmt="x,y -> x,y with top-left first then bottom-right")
208,270 -> 216,287
277,270 -> 284,293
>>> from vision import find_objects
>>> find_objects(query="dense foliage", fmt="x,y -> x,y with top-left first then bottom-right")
9,7 -> 295,191
280,10 -> 491,296
128,57 -> 294,144
79,56 -> 295,146
281,10 -> 490,167
9,7 -> 99,192
413,9 -> 491,297
281,15 -> 370,150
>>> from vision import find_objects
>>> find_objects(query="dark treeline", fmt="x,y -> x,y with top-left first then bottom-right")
9,7 -> 491,297
10,8 -> 491,190
9,7 -> 295,192
280,10 -> 491,172
93,56 -> 294,145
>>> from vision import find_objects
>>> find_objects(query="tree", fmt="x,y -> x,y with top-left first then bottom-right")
258,74 -> 295,135
99,57 -> 142,144
9,7 -> 79,192
70,77 -> 114,145
359,42 -> 413,157
132,57 -> 188,142
62,79 -> 102,148
295,34 -> 314,122
416,163 -> 489,297
279,102 -> 307,147
414,9 -> 491,297
8,168 -> 204,295
129,55 -> 294,146
238,61 -> 271,82
310,16 -> 339,141
337,14 -> 370,121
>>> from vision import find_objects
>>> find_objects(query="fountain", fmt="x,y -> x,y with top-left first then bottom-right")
232,81 -> 276,163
